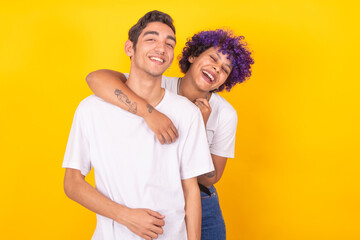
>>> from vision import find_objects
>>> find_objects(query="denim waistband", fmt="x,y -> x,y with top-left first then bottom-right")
199,184 -> 216,196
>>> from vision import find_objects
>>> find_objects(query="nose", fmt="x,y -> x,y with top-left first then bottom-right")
212,65 -> 220,73
154,41 -> 166,55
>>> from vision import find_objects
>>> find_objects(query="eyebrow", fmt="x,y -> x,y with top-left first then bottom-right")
216,52 -> 232,70
143,31 -> 176,43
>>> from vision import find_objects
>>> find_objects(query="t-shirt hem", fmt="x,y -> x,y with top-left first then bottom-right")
62,163 -> 90,176
181,166 -> 215,180
210,149 -> 235,158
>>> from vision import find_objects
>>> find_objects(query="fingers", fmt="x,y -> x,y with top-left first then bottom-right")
167,127 -> 178,144
145,210 -> 165,238
156,133 -> 165,144
196,98 -> 211,108
194,100 -> 206,109
162,131 -> 172,144
157,126 -> 179,144
195,98 -> 211,113
170,124 -> 179,138
146,209 -> 165,219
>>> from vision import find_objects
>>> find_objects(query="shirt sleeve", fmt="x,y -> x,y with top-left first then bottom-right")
179,108 -> 214,180
209,108 -> 238,158
62,107 -> 92,176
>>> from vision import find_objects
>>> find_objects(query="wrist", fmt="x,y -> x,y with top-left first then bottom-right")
113,204 -> 131,225
142,107 -> 157,120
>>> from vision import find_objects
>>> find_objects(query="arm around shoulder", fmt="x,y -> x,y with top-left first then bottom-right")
85,69 -> 178,144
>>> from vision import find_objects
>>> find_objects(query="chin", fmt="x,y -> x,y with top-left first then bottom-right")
148,70 -> 165,77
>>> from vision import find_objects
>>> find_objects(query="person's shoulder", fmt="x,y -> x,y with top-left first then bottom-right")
212,93 -> 237,114
161,75 -> 179,93
161,75 -> 179,83
165,90 -> 199,112
161,90 -> 203,125
211,93 -> 237,124
78,94 -> 102,106
76,95 -> 106,113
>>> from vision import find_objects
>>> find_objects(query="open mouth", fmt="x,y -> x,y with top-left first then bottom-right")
149,56 -> 164,64
202,70 -> 215,83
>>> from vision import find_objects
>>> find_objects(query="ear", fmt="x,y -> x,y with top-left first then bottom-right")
125,40 -> 134,57
188,55 -> 196,63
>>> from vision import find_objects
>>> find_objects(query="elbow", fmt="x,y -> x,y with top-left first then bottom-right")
86,69 -> 105,85
198,171 -> 220,187
210,174 -> 223,186
63,177 -> 74,199
85,71 -> 96,85
64,169 -> 85,200
63,174 -> 80,200
206,178 -> 219,187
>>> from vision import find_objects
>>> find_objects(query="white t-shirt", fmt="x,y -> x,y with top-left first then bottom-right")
161,76 -> 238,158
63,90 -> 214,240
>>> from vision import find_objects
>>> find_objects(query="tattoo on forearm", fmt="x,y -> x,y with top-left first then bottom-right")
146,104 -> 154,113
206,171 -> 216,178
114,89 -> 137,114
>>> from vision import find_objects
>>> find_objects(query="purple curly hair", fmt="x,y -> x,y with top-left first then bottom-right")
179,29 -> 254,92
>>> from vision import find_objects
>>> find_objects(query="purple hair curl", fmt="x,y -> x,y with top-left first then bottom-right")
179,29 -> 254,92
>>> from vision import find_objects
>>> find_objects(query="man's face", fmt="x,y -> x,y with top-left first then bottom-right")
188,47 -> 232,92
126,22 -> 176,77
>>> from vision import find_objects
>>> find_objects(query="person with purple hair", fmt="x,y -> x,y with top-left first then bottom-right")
86,29 -> 254,240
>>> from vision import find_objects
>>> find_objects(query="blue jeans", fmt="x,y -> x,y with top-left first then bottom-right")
200,185 -> 226,240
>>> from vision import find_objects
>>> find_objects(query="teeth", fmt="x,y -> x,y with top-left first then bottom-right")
150,57 -> 164,63
202,70 -> 214,81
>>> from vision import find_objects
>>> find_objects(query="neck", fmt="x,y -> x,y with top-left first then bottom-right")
179,74 -> 209,102
126,69 -> 164,106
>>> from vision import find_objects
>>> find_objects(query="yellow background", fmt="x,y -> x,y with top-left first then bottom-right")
1,0 -> 359,239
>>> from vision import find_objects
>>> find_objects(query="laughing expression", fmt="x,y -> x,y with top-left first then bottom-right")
126,22 -> 176,77
188,47 -> 232,92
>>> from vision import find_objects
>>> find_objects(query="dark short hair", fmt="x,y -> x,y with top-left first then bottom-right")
128,10 -> 176,50
179,29 -> 254,92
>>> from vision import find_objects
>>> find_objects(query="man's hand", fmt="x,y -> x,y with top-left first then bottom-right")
121,208 -> 165,240
194,98 -> 212,126
143,108 -> 178,144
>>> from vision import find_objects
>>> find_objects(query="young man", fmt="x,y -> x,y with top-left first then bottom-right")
63,11 -> 214,240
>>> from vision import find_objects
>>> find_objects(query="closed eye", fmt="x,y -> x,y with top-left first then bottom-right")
166,43 -> 174,48
222,67 -> 229,75
210,55 -> 217,62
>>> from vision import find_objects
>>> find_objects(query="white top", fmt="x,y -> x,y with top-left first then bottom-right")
63,91 -> 214,240
161,75 -> 238,158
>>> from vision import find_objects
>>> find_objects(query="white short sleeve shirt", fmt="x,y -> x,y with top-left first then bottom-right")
63,90 -> 213,240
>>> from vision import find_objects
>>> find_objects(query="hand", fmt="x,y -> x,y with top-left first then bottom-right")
122,208 -> 165,240
194,98 -> 212,126
143,109 -> 179,144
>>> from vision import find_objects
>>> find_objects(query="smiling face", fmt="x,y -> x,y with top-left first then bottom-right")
187,47 -> 232,92
125,22 -> 176,78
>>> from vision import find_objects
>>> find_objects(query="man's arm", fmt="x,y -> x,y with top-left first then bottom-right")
197,154 -> 228,188
64,168 -> 165,240
86,69 -> 178,144
181,177 -> 201,240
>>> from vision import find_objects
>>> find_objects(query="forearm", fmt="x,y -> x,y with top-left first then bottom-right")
64,169 -> 128,225
198,154 -> 227,188
182,178 -> 201,240
197,171 -> 218,188
86,69 -> 152,118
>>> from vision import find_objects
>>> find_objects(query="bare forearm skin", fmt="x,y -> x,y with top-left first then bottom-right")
197,170 -> 218,188
197,154 -> 228,188
182,177 -> 201,240
64,169 -> 129,225
86,69 -> 153,118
